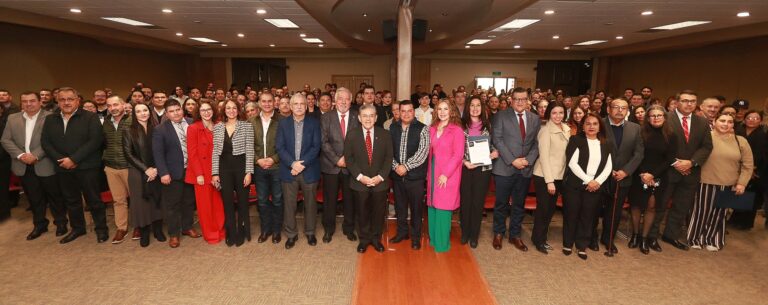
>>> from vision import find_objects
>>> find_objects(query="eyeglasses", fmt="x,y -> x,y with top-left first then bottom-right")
746,117 -> 761,121
610,106 -> 628,111
648,114 -> 665,119
199,108 -> 212,113
58,97 -> 78,102
512,98 -> 528,103
679,99 -> 697,104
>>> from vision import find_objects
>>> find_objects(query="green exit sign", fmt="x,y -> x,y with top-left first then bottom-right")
491,71 -> 502,76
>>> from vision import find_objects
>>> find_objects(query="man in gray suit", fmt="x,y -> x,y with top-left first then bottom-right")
320,87 -> 360,243
598,98 -> 644,253
1,91 -> 68,240
491,87 -> 541,251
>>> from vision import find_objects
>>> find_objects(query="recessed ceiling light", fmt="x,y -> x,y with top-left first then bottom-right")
367,28 -> 372,32
264,19 -> 299,29
299,33 -> 307,37
574,40 -> 607,46
302,38 -> 324,44
101,17 -> 154,27
69,8 -> 81,13
737,12 -> 750,17
564,46 -> 570,50
487,35 -> 497,38
237,33 -> 245,38
616,36 -> 624,39
544,10 -> 555,15
651,21 -> 711,30
362,13 -> 368,17
162,9 -> 173,14
318,44 -> 324,48
467,39 -> 491,45
495,19 -> 540,30
269,44 -> 276,47
190,37 -> 219,43
465,45 -> 471,49
552,35 -> 560,39
429,28 -> 433,32
513,45 -> 521,49
256,9 -> 267,15
175,32 -> 183,37
641,11 -> 653,16
221,44 -> 227,47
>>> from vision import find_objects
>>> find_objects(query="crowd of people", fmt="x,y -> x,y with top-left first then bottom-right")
0,82 -> 765,259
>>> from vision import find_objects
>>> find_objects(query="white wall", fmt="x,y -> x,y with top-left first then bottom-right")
286,56 -> 392,91
429,59 -> 537,92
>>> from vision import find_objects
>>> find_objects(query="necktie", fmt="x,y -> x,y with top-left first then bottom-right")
365,130 -> 373,165
517,113 -> 526,140
174,121 -> 188,165
682,116 -> 689,143
340,114 -> 346,139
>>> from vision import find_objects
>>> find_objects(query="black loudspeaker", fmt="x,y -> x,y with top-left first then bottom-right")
383,19 -> 397,41
413,19 -> 427,41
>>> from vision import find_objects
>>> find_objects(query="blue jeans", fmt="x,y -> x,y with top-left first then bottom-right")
492,174 -> 530,238
255,167 -> 283,234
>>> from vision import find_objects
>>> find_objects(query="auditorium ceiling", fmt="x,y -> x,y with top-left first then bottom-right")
0,0 -> 767,56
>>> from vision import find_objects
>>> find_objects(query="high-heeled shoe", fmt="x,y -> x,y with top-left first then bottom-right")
628,234 -> 640,249
140,226 -> 151,248
639,237 -> 650,255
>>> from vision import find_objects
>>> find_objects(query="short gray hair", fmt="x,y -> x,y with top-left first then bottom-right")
359,104 -> 377,114
335,87 -> 352,101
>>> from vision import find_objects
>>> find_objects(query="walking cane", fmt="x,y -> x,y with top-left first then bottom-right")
604,181 -> 621,258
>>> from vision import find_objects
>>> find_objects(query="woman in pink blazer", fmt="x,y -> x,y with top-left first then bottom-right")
426,99 -> 466,253
185,101 -> 225,244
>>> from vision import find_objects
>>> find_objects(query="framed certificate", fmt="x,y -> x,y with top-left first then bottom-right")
467,136 -> 492,166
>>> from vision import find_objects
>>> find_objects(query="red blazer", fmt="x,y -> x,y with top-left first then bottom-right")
185,121 -> 214,184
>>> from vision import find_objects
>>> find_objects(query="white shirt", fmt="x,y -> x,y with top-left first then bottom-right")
154,108 -> 165,118
415,107 -> 433,126
337,110 -> 350,137
260,112 -> 272,158
568,138 -> 613,185
20,110 -> 41,157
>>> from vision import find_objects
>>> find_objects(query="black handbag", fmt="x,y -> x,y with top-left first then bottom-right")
714,134 -> 755,211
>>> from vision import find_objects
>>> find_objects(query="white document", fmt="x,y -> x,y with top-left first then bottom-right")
468,137 -> 492,166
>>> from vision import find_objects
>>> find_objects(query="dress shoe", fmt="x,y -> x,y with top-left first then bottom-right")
389,234 -> 409,244
139,227 -> 151,248
509,237 -> 528,252
111,229 -> 128,244
411,240 -> 421,250
132,228 -> 141,240
272,233 -> 282,244
372,242 -> 385,252
602,242 -> 618,254
169,237 -> 180,248
535,244 -> 549,254
577,250 -> 588,260
258,232 -> 271,243
152,221 -> 167,242
562,248 -> 573,256
235,234 -> 245,247
26,227 -> 48,240
225,236 -> 235,247
639,238 -> 650,255
542,243 -> 554,251
705,245 -> 719,252
469,240 -> 478,249
627,234 -> 640,249
588,242 -> 600,252
307,235 -> 317,246
492,234 -> 503,250
661,235 -> 689,251
55,226 -> 68,237
97,232 -> 109,243
285,236 -> 298,249
59,231 -> 85,244
182,229 -> 201,238
357,243 -> 368,253
346,232 -> 358,241
460,235 -> 469,245
648,238 -> 662,252
322,232 -> 333,243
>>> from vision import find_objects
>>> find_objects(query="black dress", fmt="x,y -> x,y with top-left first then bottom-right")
628,126 -> 677,209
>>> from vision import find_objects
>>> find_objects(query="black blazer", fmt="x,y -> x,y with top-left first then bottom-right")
123,126 -> 155,172
563,134 -> 613,192
41,109 -> 104,172
152,118 -> 192,180
665,111 -> 712,182
344,126 -> 394,192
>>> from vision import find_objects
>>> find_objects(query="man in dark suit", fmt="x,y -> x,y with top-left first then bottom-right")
152,99 -> 201,248
649,90 -> 712,251
320,87 -> 360,243
41,87 -> 108,244
344,104 -> 393,253
491,87 -> 541,251
276,93 -> 322,249
2,91 -> 68,238
599,98 -> 644,253
150,91 -> 168,123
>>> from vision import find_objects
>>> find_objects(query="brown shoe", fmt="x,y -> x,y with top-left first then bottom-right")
131,228 -> 141,240
182,229 -> 201,238
111,229 -> 128,244
257,232 -> 271,243
492,234 -> 503,250
169,237 -> 180,248
509,237 -> 529,252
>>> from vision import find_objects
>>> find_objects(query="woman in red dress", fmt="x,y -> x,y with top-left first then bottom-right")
185,100 -> 226,244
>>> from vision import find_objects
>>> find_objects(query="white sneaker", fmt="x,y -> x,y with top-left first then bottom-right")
705,245 -> 719,252
691,244 -> 702,250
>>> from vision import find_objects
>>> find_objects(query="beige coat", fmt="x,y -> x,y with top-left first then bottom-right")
532,121 -> 571,183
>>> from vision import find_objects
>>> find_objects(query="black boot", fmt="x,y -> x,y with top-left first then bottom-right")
628,234 -> 639,249
152,220 -> 167,242
140,226 -> 151,247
